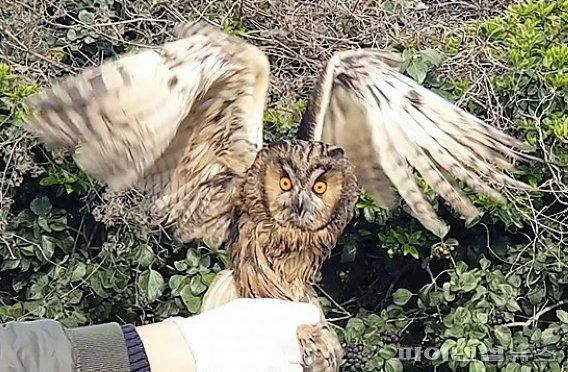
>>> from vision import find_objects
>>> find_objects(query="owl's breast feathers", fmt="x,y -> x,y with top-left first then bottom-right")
230,215 -> 339,301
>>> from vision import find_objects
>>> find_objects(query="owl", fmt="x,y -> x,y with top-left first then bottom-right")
23,22 -> 534,371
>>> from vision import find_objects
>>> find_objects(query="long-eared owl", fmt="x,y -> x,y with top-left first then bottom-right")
23,22 -> 536,371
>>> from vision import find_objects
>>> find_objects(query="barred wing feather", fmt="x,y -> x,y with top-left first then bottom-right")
299,50 -> 534,237
24,22 -> 270,244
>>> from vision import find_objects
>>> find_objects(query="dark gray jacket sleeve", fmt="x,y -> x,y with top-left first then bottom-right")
0,319 -> 131,372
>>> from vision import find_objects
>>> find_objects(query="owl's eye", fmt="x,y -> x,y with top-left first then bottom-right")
279,176 -> 293,191
313,181 -> 327,195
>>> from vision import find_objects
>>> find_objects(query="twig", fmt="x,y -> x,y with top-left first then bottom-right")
505,299 -> 568,328
0,25 -> 73,72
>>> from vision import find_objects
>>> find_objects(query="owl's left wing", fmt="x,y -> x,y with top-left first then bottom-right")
23,22 -> 269,244
299,50 -> 536,238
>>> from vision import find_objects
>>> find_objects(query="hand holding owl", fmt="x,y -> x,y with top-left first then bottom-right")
168,298 -> 322,372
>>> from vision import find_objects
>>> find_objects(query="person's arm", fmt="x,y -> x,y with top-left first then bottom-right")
0,318 -> 185,372
0,298 -> 321,372
135,320 -> 196,371
0,319 -> 132,372
138,298 -> 323,372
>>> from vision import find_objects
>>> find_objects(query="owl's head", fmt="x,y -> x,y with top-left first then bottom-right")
242,141 -> 359,233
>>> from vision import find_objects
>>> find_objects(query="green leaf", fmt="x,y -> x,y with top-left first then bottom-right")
471,287 -> 488,306
541,327 -> 561,345
469,360 -> 486,372
340,241 -> 357,263
84,36 -> 97,44
70,262 -> 87,282
494,325 -> 512,347
503,363 -> 521,372
200,272 -> 217,286
419,283 -> 433,304
459,272 -> 479,292
367,355 -> 384,370
442,282 -> 456,302
527,288 -> 545,305
189,275 -> 207,295
40,235 -> 56,260
344,318 -> 365,340
0,303 -> 23,321
378,344 -> 397,359
78,10 -> 95,23
0,259 -> 20,271
174,260 -> 188,271
420,48 -> 444,66
408,231 -> 422,243
455,261 -> 469,275
138,269 -> 165,303
24,300 -> 46,317
154,300 -> 180,318
445,238 -> 459,247
37,217 -> 51,232
406,59 -> 428,84
506,298 -> 521,312
199,255 -> 211,268
29,275 -> 49,299
39,176 -> 58,186
66,29 -> 78,41
363,207 -> 375,223
473,312 -> 488,324
489,293 -> 507,307
186,249 -> 200,267
530,328 -> 542,343
402,244 -> 419,259
438,339 -> 456,360
56,236 -> 74,252
180,285 -> 202,313
30,195 -> 52,216
392,288 -> 413,306
136,245 -> 155,267
49,215 -> 67,231
385,358 -> 403,372
556,310 -> 568,323
168,275 -> 188,296
464,215 -> 482,229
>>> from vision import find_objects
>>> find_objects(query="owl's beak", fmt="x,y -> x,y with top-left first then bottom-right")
296,193 -> 308,219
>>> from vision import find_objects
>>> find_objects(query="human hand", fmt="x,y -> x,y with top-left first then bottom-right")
168,298 -> 322,372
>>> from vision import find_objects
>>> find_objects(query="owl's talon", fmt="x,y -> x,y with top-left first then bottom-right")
297,323 -> 342,372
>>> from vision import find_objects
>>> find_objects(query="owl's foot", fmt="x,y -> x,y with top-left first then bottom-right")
297,322 -> 343,372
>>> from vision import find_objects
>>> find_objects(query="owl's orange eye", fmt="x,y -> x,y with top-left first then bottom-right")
279,176 -> 293,191
313,181 -> 327,195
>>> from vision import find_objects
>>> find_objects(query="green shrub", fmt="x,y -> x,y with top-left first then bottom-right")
336,1 -> 568,371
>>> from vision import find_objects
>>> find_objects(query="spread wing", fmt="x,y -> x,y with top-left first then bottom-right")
299,50 -> 535,238
24,22 -> 270,245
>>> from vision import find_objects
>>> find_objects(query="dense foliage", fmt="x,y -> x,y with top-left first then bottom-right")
1,0 -> 567,371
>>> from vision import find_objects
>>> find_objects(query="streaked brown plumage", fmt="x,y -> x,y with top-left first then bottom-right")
23,22 -> 535,371
233,141 -> 358,302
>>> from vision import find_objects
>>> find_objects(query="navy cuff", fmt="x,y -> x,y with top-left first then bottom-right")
120,324 -> 151,372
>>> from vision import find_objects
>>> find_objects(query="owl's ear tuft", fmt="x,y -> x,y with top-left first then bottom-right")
327,146 -> 345,159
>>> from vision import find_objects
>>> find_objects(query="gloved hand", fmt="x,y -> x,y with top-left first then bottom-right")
168,298 -> 321,372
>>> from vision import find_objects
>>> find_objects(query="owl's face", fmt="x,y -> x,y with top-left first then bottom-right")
243,141 -> 358,232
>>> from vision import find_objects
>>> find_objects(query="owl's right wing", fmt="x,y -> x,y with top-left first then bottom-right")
24,22 -> 270,244
299,50 -> 537,238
